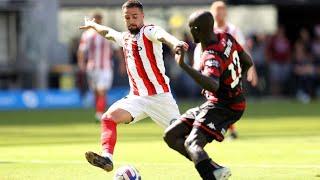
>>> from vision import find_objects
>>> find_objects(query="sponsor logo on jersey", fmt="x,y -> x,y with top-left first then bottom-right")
207,122 -> 216,130
206,50 -> 216,54
223,39 -> 233,58
205,59 -> 220,68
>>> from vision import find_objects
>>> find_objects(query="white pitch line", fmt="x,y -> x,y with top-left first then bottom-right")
1,160 -> 320,169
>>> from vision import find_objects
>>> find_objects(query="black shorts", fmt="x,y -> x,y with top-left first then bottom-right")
180,101 -> 244,142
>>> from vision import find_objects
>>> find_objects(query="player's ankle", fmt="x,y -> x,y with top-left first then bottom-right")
101,151 -> 113,162
195,158 -> 217,179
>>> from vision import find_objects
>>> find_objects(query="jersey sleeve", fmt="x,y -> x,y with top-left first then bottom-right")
143,25 -> 163,42
202,53 -> 222,78
144,25 -> 180,46
106,29 -> 124,47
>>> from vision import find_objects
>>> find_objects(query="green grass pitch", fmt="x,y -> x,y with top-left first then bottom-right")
0,100 -> 319,180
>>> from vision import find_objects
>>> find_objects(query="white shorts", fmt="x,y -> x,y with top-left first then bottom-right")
108,93 -> 180,128
87,69 -> 113,91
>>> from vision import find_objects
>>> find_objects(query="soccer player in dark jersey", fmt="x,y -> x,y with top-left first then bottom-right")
164,11 -> 254,180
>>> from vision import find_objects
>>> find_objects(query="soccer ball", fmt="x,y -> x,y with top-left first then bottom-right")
114,165 -> 141,180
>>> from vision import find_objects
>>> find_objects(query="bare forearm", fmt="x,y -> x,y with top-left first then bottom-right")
157,31 -> 180,49
180,63 -> 219,92
91,23 -> 110,37
90,23 -> 120,42
80,18 -> 120,41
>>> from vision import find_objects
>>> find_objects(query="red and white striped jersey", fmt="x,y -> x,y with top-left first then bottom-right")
109,25 -> 171,96
79,29 -> 113,71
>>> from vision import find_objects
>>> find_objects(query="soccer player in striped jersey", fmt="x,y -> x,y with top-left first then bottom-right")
164,11 -> 254,180
79,0 -> 188,172
78,13 -> 114,121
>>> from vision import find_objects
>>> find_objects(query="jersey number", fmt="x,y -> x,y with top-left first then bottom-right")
228,51 -> 242,88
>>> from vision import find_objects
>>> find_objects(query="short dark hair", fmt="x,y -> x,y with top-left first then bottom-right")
122,0 -> 143,11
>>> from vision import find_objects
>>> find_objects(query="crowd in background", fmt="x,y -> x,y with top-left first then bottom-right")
246,25 -> 320,103
70,24 -> 320,103
158,25 -> 320,103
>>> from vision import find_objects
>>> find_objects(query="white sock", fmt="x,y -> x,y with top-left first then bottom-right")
101,151 -> 113,162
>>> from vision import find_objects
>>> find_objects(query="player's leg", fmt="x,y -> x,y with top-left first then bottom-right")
86,96 -> 146,172
162,101 -> 199,161
94,70 -> 113,121
86,70 -> 101,120
163,119 -> 192,160
85,107 -> 133,172
146,93 -> 202,161
184,127 -> 226,180
191,103 -> 244,179
185,102 -> 241,180
145,93 -> 191,159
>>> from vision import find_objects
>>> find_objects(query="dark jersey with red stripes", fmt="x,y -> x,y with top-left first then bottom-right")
200,33 -> 246,111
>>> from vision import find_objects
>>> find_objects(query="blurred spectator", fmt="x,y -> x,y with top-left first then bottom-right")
311,25 -> 320,97
297,28 -> 311,54
311,25 -> 320,60
77,13 -> 114,121
316,59 -> 320,97
69,36 -> 89,96
70,37 -> 81,65
193,0 -> 246,70
247,33 -> 268,96
292,41 -> 316,103
266,26 -> 291,96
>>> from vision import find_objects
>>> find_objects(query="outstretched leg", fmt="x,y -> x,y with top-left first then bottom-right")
85,108 -> 133,172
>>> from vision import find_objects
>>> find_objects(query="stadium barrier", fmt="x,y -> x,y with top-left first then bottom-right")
0,87 -> 129,110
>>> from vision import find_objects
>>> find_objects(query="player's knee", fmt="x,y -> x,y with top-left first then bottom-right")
184,135 -> 197,151
102,108 -> 132,124
101,112 -> 115,122
163,128 -> 175,148
101,110 -> 119,123
184,137 -> 192,150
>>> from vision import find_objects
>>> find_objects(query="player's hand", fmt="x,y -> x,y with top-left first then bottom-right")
181,41 -> 189,51
79,17 -> 96,30
174,41 -> 189,52
247,66 -> 258,87
175,46 -> 185,67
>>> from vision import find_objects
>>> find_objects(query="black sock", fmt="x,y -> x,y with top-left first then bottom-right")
195,158 -> 218,180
